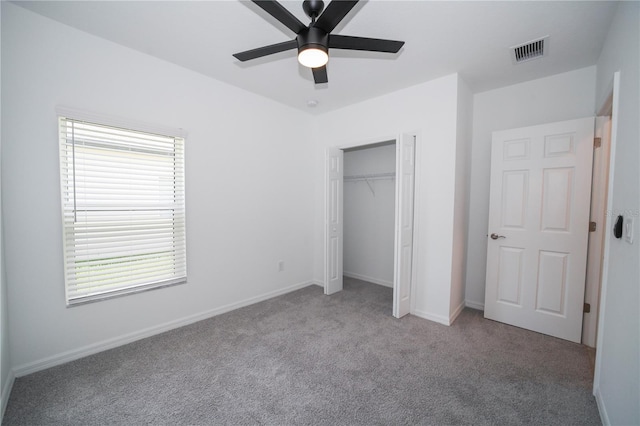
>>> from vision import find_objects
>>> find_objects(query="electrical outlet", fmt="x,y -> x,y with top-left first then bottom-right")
624,218 -> 634,244
278,260 -> 284,272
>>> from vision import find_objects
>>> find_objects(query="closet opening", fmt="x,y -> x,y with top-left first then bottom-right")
343,141 -> 397,311
324,132 -> 416,318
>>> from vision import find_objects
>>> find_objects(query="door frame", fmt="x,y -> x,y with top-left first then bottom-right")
323,132 -> 418,317
593,71 -> 620,394
582,115 -> 612,347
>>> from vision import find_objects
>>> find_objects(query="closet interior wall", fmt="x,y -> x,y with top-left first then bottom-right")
343,142 -> 396,287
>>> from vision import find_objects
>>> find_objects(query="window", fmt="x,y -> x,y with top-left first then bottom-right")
59,116 -> 186,305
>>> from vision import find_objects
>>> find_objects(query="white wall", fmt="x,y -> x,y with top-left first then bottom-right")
1,3 -> 315,373
343,143 -> 396,287
592,2 -> 640,425
313,74 -> 467,324
464,66 -> 597,308
0,1 -> 11,415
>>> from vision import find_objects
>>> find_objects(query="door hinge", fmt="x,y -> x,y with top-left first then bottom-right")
584,303 -> 591,313
594,137 -> 602,148
589,221 -> 597,232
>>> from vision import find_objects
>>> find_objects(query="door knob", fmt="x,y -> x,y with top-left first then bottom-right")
490,233 -> 506,240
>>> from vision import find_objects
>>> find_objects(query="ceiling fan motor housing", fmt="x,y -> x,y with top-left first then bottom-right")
297,26 -> 329,53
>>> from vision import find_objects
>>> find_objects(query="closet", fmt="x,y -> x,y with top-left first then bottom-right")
343,141 -> 396,288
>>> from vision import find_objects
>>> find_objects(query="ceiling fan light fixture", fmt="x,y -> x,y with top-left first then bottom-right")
233,0 -> 405,84
298,45 -> 328,68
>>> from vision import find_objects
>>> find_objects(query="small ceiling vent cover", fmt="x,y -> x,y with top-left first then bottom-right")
511,37 -> 549,64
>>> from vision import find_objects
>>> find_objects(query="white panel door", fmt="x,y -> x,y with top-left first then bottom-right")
325,147 -> 343,295
393,134 -> 416,318
484,117 -> 594,343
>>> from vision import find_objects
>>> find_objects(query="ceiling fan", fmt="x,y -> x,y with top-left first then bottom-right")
233,0 -> 405,84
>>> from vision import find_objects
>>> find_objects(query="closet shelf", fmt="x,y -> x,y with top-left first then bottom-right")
343,172 -> 395,182
344,172 -> 395,197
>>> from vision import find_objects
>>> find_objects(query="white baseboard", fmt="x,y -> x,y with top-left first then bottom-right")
411,301 -> 465,327
464,300 -> 485,311
1,370 -> 15,421
344,271 -> 393,288
411,308 -> 451,326
13,280 -> 315,377
449,301 -> 465,324
593,387 -> 609,425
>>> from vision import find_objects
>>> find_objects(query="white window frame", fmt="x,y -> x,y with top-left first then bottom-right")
58,108 -> 187,306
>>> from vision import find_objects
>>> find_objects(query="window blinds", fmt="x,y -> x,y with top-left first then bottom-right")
59,117 -> 186,305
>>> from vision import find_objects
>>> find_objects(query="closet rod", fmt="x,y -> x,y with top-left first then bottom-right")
343,172 -> 395,182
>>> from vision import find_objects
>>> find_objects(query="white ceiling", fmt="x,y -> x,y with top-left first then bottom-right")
14,0 -> 618,114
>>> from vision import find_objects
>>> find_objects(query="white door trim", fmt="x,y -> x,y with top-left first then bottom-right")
582,115 -> 612,347
593,71 -> 620,405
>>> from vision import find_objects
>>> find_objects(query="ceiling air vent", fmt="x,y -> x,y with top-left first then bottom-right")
511,37 -> 549,64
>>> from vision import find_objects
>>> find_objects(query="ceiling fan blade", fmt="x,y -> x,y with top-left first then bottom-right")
252,0 -> 307,34
314,0 -> 359,33
329,34 -> 404,53
312,66 -> 328,84
233,39 -> 298,62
